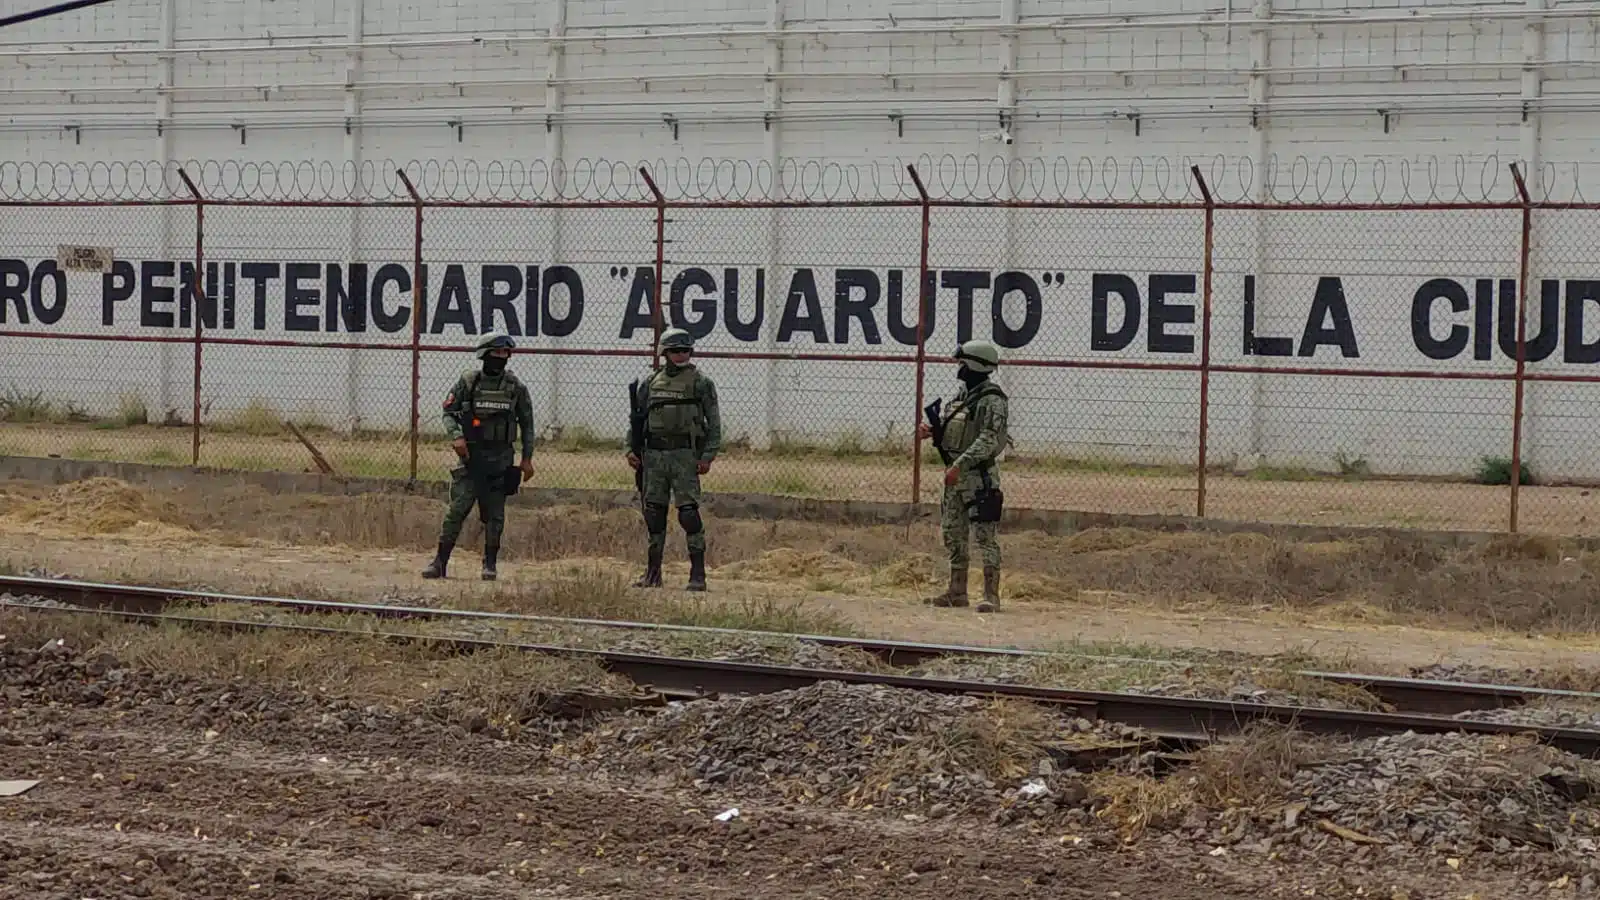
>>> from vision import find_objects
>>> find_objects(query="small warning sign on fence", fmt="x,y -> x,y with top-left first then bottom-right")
56,244 -> 114,273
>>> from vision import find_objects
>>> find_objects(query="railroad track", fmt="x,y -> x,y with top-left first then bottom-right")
4,574 -> 1600,757
2,574 -> 1589,716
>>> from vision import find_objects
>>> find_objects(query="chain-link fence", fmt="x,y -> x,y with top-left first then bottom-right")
197,201 -> 418,477
664,201 -> 924,502
1207,204 -> 1524,532
3,164 -> 1598,536
925,201 -> 1207,514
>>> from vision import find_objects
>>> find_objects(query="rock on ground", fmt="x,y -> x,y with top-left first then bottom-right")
1166,729 -> 1600,878
566,680 -> 1142,819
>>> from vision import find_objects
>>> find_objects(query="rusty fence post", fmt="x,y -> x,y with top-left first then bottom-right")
176,168 -> 204,467
1189,165 -> 1215,519
1509,162 -> 1532,533
396,169 -> 424,483
639,166 -> 667,370
906,165 -> 932,512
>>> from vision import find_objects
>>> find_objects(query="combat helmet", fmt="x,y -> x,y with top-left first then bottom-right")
954,339 -> 1001,374
475,330 -> 516,359
659,327 -> 695,352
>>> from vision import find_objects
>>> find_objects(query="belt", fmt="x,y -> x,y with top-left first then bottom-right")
646,435 -> 695,450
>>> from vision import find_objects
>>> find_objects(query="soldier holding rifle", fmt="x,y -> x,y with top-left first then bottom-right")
917,340 -> 1010,612
627,328 -> 723,591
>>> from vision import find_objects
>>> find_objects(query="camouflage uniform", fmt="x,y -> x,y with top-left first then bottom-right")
629,328 -> 722,591
926,340 -> 1010,612
422,331 -> 535,581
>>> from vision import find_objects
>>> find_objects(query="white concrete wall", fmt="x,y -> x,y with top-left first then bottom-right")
2,0 -> 1599,481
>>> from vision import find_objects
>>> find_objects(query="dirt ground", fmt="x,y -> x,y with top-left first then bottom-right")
4,421 -> 1597,535
0,615 -> 1559,900
4,475 -> 1600,676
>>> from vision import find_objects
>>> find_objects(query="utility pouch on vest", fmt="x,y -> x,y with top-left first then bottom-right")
501,465 -> 522,497
970,486 -> 1004,523
969,465 -> 1003,523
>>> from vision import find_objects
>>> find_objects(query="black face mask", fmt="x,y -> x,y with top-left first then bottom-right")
482,356 -> 508,376
957,367 -> 987,388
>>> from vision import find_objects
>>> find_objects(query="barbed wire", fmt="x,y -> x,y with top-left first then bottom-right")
0,153 -> 1590,205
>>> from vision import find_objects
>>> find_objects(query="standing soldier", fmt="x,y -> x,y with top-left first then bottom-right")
627,327 -> 722,591
422,330 -> 535,582
918,340 -> 1010,612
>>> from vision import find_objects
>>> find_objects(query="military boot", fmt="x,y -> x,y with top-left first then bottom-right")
634,546 -> 664,588
923,566 -> 969,608
976,566 -> 1001,613
482,545 -> 500,582
421,541 -> 454,579
686,550 -> 707,592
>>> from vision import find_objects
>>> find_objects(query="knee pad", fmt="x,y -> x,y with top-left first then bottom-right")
643,503 -> 669,534
677,503 -> 704,535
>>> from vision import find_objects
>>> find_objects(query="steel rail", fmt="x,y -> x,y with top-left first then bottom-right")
2,574 -> 1595,717
6,576 -> 1600,721
7,597 -> 1600,758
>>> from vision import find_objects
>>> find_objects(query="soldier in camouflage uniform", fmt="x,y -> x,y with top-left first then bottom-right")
627,327 -> 723,591
422,330 -> 536,582
917,340 -> 1010,612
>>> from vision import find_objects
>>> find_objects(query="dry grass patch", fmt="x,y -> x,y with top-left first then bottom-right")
30,477 -> 926,570
1087,774 -> 1194,842
1248,669 -> 1390,711
111,599 -> 883,679
1011,527 -> 1600,634
71,561 -> 860,639
914,648 -> 1389,709
1523,664 -> 1600,694
0,608 -> 632,734
476,567 -> 861,635
1019,654 -> 1177,693
1183,720 -> 1324,808
852,698 -> 1062,807
871,554 -> 939,589
718,548 -> 865,583
913,653 -> 1175,694
1090,721 -> 1326,842
588,628 -> 890,670
13,474 -> 1600,635
1,477 -> 194,536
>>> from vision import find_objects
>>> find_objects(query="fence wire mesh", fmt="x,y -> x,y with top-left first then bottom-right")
0,203 -> 197,467
1206,206 -> 1525,531
198,203 -> 417,478
5,189 -> 1600,537
413,204 -> 654,489
1521,208 -> 1600,535
924,204 -> 1206,512
664,203 -> 924,503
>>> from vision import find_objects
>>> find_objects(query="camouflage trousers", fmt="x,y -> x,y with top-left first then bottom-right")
940,469 -> 1001,571
641,446 -> 705,555
439,454 -> 512,550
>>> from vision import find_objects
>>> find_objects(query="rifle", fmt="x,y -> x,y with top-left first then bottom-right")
923,399 -> 954,468
627,379 -> 646,499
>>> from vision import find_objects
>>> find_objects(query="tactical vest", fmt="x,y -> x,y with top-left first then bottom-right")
940,381 -> 1008,463
464,371 -> 518,445
644,366 -> 704,441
